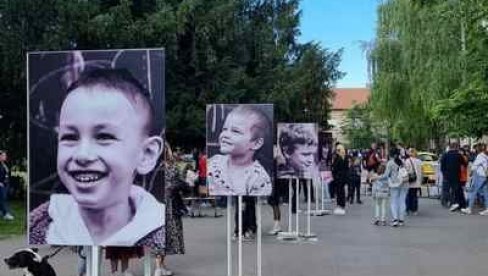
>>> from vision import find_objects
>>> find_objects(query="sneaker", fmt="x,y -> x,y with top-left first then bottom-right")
391,220 -> 399,227
479,209 -> 488,216
449,204 -> 460,212
412,212 -> 418,216
381,220 -> 387,226
243,231 -> 255,242
333,207 -> 346,215
461,208 -> 472,215
268,224 -> 282,235
154,268 -> 162,276
161,268 -> 173,276
372,220 -> 380,226
398,220 -> 405,226
3,213 -> 14,220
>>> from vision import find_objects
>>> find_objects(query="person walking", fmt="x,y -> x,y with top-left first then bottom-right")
440,143 -> 464,212
332,144 -> 349,215
380,148 -> 408,227
153,143 -> 188,276
348,152 -> 362,204
0,150 -> 14,220
105,246 -> 144,276
363,143 -> 380,195
371,164 -> 389,226
405,148 -> 422,215
461,143 -> 488,215
458,148 -> 469,210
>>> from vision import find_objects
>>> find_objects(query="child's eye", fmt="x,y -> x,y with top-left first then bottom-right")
60,133 -> 78,142
95,133 -> 117,141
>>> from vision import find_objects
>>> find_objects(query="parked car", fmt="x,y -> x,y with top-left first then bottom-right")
417,151 -> 438,184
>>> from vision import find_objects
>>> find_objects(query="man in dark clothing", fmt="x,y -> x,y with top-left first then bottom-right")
440,143 -> 465,211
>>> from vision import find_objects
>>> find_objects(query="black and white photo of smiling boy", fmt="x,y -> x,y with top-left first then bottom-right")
206,104 -> 273,196
28,49 -> 166,247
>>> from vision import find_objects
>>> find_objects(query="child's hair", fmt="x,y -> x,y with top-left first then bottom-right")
279,124 -> 318,156
228,105 -> 270,143
65,68 -> 156,136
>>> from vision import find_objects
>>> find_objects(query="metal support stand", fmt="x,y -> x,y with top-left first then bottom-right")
277,178 -> 299,241
227,197 -> 232,276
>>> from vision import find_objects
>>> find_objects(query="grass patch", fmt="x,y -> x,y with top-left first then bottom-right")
0,200 -> 26,238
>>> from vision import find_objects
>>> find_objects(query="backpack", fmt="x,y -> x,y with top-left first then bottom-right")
388,164 -> 409,188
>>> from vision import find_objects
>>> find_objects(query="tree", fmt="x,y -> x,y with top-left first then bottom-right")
369,0 -> 488,149
0,0 -> 345,157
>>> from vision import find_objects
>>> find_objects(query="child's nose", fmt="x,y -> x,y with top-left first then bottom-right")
73,140 -> 96,165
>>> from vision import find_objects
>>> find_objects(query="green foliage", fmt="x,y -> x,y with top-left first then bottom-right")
343,104 -> 379,149
0,0 -> 344,154
369,0 -> 488,149
433,78 -> 488,138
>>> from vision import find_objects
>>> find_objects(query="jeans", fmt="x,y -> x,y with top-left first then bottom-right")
390,186 -> 408,221
373,198 -> 388,221
348,178 -> 361,203
0,184 -> 11,216
468,174 -> 488,209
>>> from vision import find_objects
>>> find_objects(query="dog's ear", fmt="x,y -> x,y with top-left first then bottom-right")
31,248 -> 39,253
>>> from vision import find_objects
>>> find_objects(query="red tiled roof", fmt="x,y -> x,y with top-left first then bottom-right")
332,88 -> 370,110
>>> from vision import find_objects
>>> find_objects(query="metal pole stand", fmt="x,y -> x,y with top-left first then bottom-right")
88,246 -> 101,276
256,197 -> 262,276
309,172 -> 330,216
300,179 -> 317,241
227,197 -> 232,276
277,178 -> 299,241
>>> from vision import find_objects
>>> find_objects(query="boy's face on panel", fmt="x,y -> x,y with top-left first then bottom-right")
57,86 -> 153,210
218,112 -> 262,157
287,144 -> 317,173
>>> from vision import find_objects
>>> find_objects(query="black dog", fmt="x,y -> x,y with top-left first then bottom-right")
4,248 -> 56,276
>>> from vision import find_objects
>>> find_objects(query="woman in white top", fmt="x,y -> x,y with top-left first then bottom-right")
405,148 -> 423,216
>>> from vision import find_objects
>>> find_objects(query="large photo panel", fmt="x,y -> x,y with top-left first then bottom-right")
28,49 -> 166,246
276,123 -> 319,179
206,104 -> 273,196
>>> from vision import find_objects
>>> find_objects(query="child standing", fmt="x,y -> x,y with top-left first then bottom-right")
371,164 -> 388,225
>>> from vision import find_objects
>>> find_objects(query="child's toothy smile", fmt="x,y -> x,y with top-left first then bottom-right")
69,171 -> 108,183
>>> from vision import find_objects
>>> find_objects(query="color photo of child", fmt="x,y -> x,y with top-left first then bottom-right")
206,104 -> 273,196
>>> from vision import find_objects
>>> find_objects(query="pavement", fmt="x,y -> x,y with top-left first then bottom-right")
1,194 -> 488,276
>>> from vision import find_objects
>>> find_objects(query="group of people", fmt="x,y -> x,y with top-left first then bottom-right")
441,142 -> 488,216
322,142 -> 423,226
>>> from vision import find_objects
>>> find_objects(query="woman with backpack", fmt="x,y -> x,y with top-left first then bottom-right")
379,148 -> 409,227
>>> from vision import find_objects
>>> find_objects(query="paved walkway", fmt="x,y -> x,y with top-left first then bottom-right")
1,196 -> 488,276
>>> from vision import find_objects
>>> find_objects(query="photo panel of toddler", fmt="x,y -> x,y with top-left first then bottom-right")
28,49 -> 166,247
276,123 -> 319,179
206,104 -> 273,196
